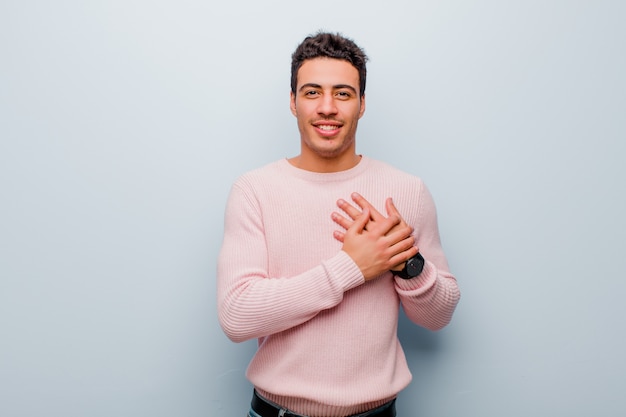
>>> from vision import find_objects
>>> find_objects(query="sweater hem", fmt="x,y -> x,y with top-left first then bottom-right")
255,387 -> 397,417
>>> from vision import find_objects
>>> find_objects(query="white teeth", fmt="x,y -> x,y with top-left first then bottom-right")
318,125 -> 339,131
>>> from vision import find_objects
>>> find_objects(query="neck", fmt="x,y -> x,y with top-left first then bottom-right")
288,153 -> 362,173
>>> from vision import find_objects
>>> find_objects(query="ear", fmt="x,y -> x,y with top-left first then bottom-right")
290,91 -> 297,116
358,94 -> 366,118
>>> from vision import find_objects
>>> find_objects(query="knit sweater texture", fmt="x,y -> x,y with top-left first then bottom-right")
217,156 -> 460,416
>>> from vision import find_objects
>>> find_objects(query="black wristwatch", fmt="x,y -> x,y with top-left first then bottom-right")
395,253 -> 425,280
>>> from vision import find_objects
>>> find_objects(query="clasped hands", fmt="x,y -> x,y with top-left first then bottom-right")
331,192 -> 419,281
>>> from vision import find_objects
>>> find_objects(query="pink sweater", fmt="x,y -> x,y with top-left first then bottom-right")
217,156 -> 460,416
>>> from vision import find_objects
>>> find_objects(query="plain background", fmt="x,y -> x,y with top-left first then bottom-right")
2,1 -> 625,416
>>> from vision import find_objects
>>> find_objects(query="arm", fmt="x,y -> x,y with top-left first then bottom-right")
333,188 -> 460,331
217,182 -> 416,342
217,183 -> 362,342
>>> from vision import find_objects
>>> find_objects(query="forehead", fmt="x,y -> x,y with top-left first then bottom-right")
296,58 -> 359,89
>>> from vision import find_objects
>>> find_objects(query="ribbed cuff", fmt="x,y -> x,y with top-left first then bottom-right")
322,250 -> 365,292
394,260 -> 436,294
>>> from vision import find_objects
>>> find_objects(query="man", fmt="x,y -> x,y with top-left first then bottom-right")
217,31 -> 460,417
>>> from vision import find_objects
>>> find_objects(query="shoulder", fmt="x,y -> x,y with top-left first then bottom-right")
224,160 -> 288,211
233,159 -> 286,188
365,157 -> 425,187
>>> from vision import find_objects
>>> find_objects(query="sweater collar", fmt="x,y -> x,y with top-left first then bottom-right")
280,155 -> 371,182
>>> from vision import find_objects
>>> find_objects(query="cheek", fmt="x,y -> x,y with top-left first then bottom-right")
295,104 -> 314,121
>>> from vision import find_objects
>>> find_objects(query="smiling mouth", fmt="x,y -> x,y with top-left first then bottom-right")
317,124 -> 341,131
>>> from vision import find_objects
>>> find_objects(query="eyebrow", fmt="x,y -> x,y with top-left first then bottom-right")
298,83 -> 358,95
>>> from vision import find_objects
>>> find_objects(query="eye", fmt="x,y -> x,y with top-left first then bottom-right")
304,90 -> 320,97
336,91 -> 352,99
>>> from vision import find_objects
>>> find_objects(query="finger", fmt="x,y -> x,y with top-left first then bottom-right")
349,207 -> 370,234
351,192 -> 384,221
389,234 -> 416,253
388,245 -> 419,269
333,230 -> 346,243
331,211 -> 353,231
385,222 -> 414,242
337,198 -> 363,221
379,213 -> 403,235
384,197 -> 411,236
385,197 -> 400,217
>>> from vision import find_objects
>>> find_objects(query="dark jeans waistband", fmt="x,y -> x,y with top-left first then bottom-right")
251,390 -> 396,417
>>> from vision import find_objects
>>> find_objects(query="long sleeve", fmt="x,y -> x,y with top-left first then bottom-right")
394,180 -> 461,330
217,179 -> 364,343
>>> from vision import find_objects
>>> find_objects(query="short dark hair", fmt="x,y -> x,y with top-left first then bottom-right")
291,31 -> 368,97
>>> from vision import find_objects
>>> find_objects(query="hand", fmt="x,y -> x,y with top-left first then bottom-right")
331,193 -> 418,280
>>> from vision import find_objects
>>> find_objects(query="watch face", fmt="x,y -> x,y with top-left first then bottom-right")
407,256 -> 424,276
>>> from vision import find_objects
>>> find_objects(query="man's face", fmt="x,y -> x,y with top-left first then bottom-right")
290,58 -> 366,164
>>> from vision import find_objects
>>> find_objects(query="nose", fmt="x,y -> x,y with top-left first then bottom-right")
316,94 -> 338,116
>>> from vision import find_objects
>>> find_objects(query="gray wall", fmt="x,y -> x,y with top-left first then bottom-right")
2,1 -> 625,416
